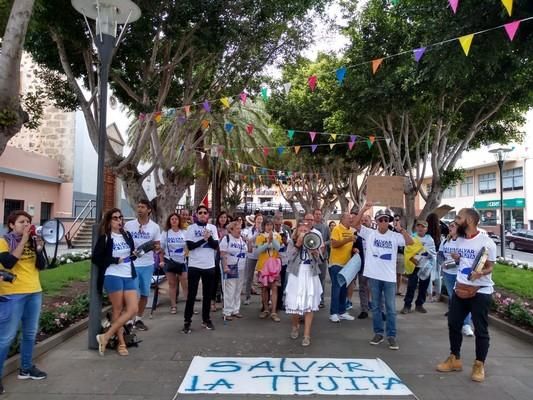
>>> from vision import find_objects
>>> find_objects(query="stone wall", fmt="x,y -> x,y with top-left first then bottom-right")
8,52 -> 76,181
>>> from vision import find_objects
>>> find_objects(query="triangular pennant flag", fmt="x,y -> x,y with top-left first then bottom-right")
458,34 -> 474,56
202,100 -> 211,113
261,87 -> 268,101
246,123 -> 254,135
154,111 -> 162,123
369,135 -> 376,144
329,143 -> 335,150
501,0 -> 512,16
201,193 -> 209,208
366,139 -> 373,149
448,0 -> 459,14
263,147 -> 269,157
413,47 -> 426,62
311,144 -> 318,153
178,115 -> 187,125
308,75 -> 318,92
247,148 -> 254,154
200,151 -> 206,159
165,108 -> 175,117
201,119 -> 210,129
309,131 -> 317,142
391,0 -> 399,5
283,82 -> 292,94
294,146 -> 301,154
372,58 -> 383,74
350,134 -> 357,142
224,122 -> 234,133
139,113 -> 145,121
220,97 -> 230,109
277,146 -> 285,155
225,159 -> 231,167
385,138 -> 392,146
504,21 -> 520,41
267,127 -> 273,135
184,105 -> 191,116
348,141 -> 355,150
240,92 -> 247,104
336,67 -> 347,85
287,130 -> 295,139
330,133 -> 337,141
252,166 -> 257,173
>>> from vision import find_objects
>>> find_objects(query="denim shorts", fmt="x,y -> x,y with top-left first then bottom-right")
135,266 -> 154,297
103,275 -> 137,294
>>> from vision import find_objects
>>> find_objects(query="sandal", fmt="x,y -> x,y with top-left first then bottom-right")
259,311 -> 270,319
271,313 -> 281,322
223,315 -> 233,321
96,334 -> 107,356
301,336 -> 311,347
290,326 -> 299,340
170,306 -> 177,314
117,344 -> 129,356
232,313 -> 243,319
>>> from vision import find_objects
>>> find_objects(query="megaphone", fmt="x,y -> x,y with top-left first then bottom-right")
32,219 -> 65,244
338,253 -> 362,287
303,231 -> 322,250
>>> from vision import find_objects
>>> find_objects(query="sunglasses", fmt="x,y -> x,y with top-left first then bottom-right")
377,218 -> 390,223
198,211 -> 208,215
111,215 -> 123,221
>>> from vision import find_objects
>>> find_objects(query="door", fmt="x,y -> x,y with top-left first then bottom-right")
40,202 -> 53,225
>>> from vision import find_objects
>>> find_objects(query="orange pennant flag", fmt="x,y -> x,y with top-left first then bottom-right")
201,119 -> 210,129
294,146 -> 301,154
458,34 -> 474,56
372,58 -> 383,74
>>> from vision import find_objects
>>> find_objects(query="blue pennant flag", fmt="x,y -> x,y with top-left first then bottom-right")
336,67 -> 347,85
224,122 -> 234,133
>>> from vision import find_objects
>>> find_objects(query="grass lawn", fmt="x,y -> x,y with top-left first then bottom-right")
40,260 -> 91,295
493,263 -> 533,299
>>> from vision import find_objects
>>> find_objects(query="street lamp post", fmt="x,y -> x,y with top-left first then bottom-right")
489,147 -> 512,260
211,145 -> 219,219
71,0 -> 141,350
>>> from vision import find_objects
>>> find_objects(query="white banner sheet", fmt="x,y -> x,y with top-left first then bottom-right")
177,356 -> 413,396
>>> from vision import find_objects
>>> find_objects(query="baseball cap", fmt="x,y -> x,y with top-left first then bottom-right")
415,220 -> 428,227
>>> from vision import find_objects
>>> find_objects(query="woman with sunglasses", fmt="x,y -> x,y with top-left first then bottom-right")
160,213 -> 188,314
92,208 -> 138,356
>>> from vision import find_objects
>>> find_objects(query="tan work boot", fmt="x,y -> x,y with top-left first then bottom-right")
471,360 -> 485,382
436,354 -> 463,372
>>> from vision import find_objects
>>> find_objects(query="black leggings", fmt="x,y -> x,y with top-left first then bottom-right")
184,267 -> 215,324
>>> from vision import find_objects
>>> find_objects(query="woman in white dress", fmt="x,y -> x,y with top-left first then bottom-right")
285,222 -> 324,346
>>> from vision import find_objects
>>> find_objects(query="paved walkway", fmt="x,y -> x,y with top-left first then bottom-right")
2,290 -> 532,400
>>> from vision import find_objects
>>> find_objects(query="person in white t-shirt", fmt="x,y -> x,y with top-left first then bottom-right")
159,212 -> 188,315
242,214 -> 263,305
219,221 -> 247,320
123,200 -> 161,331
437,208 -> 497,383
353,203 -> 413,351
182,205 -> 219,333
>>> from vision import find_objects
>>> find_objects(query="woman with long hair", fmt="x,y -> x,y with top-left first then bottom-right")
160,213 -> 188,314
92,208 -> 138,356
426,213 -> 442,301
0,211 -> 48,393
212,211 -> 229,312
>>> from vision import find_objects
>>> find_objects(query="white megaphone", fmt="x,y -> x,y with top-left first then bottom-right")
303,231 -> 322,250
338,253 -> 362,287
34,219 -> 66,244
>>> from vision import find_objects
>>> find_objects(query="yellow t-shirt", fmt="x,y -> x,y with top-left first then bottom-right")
0,238 -> 42,295
329,223 -> 355,266
255,232 -> 282,272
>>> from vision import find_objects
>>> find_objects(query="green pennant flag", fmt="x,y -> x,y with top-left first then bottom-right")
366,138 -> 373,149
261,87 -> 268,101
288,130 -> 295,139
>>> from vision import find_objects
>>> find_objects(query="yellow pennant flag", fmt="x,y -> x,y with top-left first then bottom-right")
459,34 -> 474,56
330,133 -> 337,141
220,97 -> 230,108
501,0 -> 513,16
294,146 -> 301,154
329,143 -> 335,150
372,58 -> 383,74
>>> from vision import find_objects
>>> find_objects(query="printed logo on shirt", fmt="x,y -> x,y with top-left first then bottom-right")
373,239 -> 393,249
130,231 -> 153,240
113,241 -> 130,251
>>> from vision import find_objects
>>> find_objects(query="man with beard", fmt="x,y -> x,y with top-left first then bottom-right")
436,208 -> 496,382
182,205 -> 219,333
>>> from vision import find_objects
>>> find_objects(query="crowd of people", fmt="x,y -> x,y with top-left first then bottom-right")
0,201 -> 497,394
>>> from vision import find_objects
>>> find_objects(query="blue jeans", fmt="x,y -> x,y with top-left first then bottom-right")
442,273 -> 471,326
328,265 -> 347,315
368,279 -> 397,338
0,292 -> 42,376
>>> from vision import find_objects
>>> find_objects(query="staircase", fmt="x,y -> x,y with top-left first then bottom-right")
71,220 -> 96,248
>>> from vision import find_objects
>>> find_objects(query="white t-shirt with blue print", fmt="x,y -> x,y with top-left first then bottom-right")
161,229 -> 186,263
105,233 -> 133,278
124,219 -> 161,267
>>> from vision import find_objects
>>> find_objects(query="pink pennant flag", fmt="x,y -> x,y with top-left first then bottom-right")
139,113 -> 145,121
225,159 -> 231,167
246,123 -> 254,135
311,144 -> 318,153
448,0 -> 459,14
309,131 -> 317,142
504,21 -> 520,41
240,92 -> 247,104
308,75 -> 318,92
263,147 -> 269,157
348,141 -> 355,150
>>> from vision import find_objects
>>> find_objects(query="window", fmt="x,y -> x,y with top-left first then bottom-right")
478,173 -> 496,194
40,202 -> 53,225
502,167 -> 523,191
460,176 -> 474,197
442,185 -> 456,199
479,209 -> 497,226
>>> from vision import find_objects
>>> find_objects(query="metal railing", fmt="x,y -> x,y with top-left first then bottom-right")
65,199 -> 96,248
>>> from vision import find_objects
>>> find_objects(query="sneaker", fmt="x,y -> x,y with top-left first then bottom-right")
415,305 -> 427,314
400,306 -> 410,314
329,314 -> 340,323
339,312 -> 355,321
436,354 -> 463,372
387,337 -> 399,350
135,319 -> 148,331
202,320 -> 215,330
346,300 -> 353,310
181,323 -> 192,334
17,365 -> 47,380
462,324 -> 474,337
319,302 -> 325,308
244,298 -> 251,305
357,311 -> 368,319
471,360 -> 485,382
369,334 -> 384,345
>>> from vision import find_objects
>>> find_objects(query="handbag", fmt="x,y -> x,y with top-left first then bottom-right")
225,263 -> 239,279
454,282 -> 481,299
164,236 -> 185,274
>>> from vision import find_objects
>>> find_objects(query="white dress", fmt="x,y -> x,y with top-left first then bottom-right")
284,258 -> 323,315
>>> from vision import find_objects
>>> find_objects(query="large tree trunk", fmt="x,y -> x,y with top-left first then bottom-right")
0,0 -> 34,154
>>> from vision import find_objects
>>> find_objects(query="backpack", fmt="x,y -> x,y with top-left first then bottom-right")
100,312 -> 142,349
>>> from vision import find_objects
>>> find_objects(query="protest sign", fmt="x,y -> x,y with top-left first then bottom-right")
366,176 -> 405,208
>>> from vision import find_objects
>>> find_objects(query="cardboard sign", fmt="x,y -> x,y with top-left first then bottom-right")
177,357 -> 413,396
366,176 -> 405,208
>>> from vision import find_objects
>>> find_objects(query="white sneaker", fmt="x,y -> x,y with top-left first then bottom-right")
462,324 -> 474,337
339,312 -> 355,321
329,314 -> 340,323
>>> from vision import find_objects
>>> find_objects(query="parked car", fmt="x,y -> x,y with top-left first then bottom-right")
505,230 -> 533,252
487,232 -> 501,246
235,202 -> 259,213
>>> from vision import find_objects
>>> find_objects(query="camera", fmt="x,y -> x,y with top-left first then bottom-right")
0,270 -> 16,283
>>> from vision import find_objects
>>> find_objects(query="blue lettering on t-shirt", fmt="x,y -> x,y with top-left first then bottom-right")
113,241 -> 130,251
373,239 -> 393,249
130,231 -> 153,240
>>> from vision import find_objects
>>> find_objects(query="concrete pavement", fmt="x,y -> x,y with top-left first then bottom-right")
1,290 -> 532,400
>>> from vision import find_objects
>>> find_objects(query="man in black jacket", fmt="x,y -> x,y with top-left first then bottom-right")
182,205 -> 219,333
